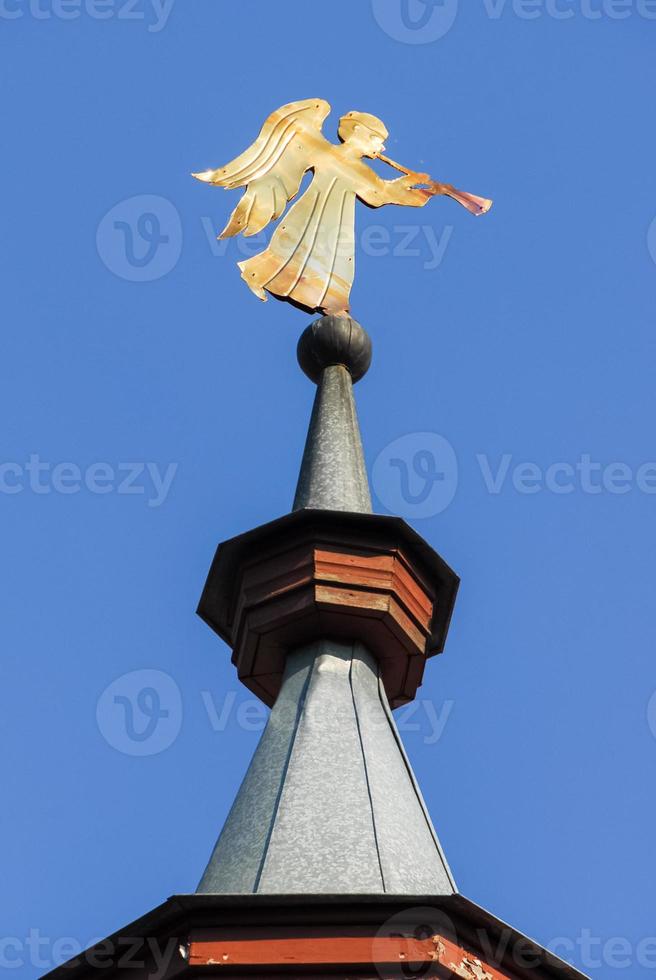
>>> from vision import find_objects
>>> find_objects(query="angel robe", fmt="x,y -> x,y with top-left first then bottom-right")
237,165 -> 358,315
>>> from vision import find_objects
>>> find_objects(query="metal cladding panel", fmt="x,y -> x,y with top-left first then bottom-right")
257,642 -> 383,892
197,639 -> 455,896
197,649 -> 315,893
293,364 -> 372,513
350,655 -> 456,894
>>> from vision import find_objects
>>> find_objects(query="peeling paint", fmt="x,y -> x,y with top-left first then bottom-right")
448,955 -> 494,979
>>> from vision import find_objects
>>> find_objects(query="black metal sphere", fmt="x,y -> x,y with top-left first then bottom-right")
297,315 -> 372,384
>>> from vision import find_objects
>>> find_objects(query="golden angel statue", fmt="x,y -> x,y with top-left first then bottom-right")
193,98 -> 491,316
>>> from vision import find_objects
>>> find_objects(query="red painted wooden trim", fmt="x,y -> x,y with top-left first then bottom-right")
187,928 -> 512,977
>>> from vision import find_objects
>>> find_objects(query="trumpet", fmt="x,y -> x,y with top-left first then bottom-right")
377,153 -> 492,217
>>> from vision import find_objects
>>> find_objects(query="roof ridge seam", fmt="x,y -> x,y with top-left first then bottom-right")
253,652 -> 316,893
349,645 -> 386,894
376,671 -> 458,893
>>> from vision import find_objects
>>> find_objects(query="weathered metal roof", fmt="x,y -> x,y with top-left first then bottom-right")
197,639 -> 455,895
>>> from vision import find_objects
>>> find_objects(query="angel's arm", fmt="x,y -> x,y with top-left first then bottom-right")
356,172 -> 432,209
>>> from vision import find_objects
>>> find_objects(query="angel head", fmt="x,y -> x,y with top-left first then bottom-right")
338,110 -> 388,158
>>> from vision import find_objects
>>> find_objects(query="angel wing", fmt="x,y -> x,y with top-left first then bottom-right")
192,98 -> 331,239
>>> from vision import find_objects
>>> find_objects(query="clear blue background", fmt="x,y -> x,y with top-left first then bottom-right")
2,2 -> 655,978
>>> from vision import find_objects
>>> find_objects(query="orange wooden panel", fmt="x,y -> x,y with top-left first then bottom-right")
187,928 -> 513,978
227,533 -> 440,707
314,550 -> 433,625
314,586 -> 427,652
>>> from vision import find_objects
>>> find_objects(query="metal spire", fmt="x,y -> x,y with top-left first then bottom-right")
197,316 -> 457,897
293,316 -> 372,513
42,314 -> 590,980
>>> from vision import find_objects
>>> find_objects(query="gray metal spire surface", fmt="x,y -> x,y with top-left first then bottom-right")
293,315 -> 372,513
197,315 -> 457,897
197,639 -> 455,895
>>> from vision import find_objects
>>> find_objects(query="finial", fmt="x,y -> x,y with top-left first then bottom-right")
293,316 -> 372,513
297,315 -> 372,384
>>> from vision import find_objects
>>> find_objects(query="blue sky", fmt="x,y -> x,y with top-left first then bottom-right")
2,2 -> 656,978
